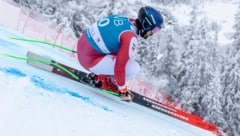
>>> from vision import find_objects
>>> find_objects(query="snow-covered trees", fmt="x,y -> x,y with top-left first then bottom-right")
174,5 -> 226,130
221,4 -> 240,135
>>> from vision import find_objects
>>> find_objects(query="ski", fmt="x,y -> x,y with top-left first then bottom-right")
25,51 -> 218,132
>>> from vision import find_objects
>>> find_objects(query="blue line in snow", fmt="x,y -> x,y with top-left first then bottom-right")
0,67 -> 26,77
1,67 -> 112,112
30,75 -> 112,112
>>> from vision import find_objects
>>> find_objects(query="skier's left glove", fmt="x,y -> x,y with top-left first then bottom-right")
118,85 -> 128,95
118,86 -> 134,101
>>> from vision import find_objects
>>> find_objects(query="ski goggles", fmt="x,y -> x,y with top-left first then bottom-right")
142,20 -> 161,34
151,27 -> 160,34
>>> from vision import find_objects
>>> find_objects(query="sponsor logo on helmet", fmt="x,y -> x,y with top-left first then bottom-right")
150,15 -> 156,25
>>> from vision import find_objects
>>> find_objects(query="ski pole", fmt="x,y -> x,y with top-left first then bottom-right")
8,37 -> 78,53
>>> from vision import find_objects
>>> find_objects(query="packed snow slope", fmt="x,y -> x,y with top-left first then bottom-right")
0,26 -> 215,136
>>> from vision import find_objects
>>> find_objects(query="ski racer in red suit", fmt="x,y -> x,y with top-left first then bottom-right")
77,6 -> 164,100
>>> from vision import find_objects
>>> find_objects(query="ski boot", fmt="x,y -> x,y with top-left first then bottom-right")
95,75 -> 119,93
95,74 -> 134,101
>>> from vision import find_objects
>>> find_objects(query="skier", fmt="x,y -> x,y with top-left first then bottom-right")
77,6 -> 163,100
